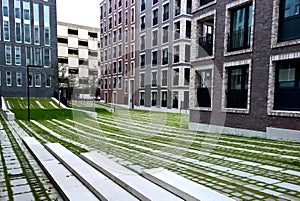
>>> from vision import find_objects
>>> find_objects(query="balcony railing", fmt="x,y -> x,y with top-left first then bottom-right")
200,0 -> 214,6
227,28 -> 251,52
175,6 -> 181,16
198,34 -> 213,58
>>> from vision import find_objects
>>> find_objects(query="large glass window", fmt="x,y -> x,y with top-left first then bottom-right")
226,65 -> 249,108
279,0 -> 300,41
15,22 -> 22,42
44,48 -> 50,67
6,71 -> 12,87
34,4 -> 40,44
24,24 -> 31,43
35,73 -> 41,87
5,45 -> 11,65
228,4 -> 252,51
274,59 -> 300,110
16,72 -> 22,86
34,48 -> 42,66
162,70 -> 168,86
24,1 -> 30,20
46,74 -> 51,87
196,70 -> 212,107
3,21 -> 10,41
162,48 -> 168,65
163,3 -> 169,21
26,47 -> 32,65
15,0 -> 21,18
44,5 -> 50,46
2,0 -> 9,17
153,9 -> 158,26
173,68 -> 179,86
15,46 -> 21,65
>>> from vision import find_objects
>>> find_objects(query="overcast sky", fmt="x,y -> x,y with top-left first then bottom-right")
57,0 -> 101,28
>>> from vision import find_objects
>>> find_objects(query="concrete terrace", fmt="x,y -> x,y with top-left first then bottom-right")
0,99 -> 300,200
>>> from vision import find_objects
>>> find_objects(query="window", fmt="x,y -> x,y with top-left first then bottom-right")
35,73 -> 41,87
44,5 -> 50,46
162,70 -> 168,86
161,91 -> 167,107
174,21 -> 180,40
5,45 -> 11,65
141,0 -> 146,11
118,27 -> 122,41
118,60 -> 122,73
114,14 -> 117,26
152,71 -> 157,87
274,59 -> 300,110
140,35 -> 145,50
46,74 -> 51,87
152,51 -> 158,66
125,12 -> 128,25
118,11 -> 122,24
44,48 -> 50,67
172,91 -> 179,108
118,44 -> 122,57
187,0 -> 192,14
34,48 -> 42,66
153,9 -> 158,26
175,0 -> 181,16
186,21 -> 191,38
151,92 -> 157,106
278,0 -> 300,41
200,0 -> 214,6
124,80 -> 128,94
34,4 -> 40,44
6,71 -> 12,86
198,19 -> 214,57
28,72 -> 33,87
185,45 -> 191,62
184,68 -> 190,85
140,92 -> 145,105
226,65 -> 249,108
228,4 -> 253,51
131,44 -> 135,58
163,26 -> 169,43
173,68 -> 179,86
113,62 -> 117,74
2,0 -> 9,17
152,30 -> 158,46
108,0 -> 112,13
24,24 -> 31,43
16,72 -> 22,86
131,62 -> 135,76
15,46 -> 21,65
118,76 -> 122,89
140,73 -> 145,87
196,70 -> 212,107
26,47 -> 32,65
141,16 -> 146,30
15,0 -> 21,18
125,29 -> 128,43
162,48 -> 168,65
125,63 -> 129,76
140,54 -> 145,68
3,21 -> 10,41
15,22 -> 22,42
174,45 -> 179,63
109,17 -> 112,29
131,26 -> 135,40
163,3 -> 169,21
131,8 -> 135,22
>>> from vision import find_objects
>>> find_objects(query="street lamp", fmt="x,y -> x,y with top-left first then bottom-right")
27,65 -> 42,121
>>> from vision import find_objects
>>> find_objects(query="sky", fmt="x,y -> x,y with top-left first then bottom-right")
57,0 -> 101,28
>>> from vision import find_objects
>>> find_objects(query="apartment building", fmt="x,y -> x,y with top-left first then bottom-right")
57,22 -> 100,100
0,0 -> 57,97
189,0 -> 300,141
136,0 -> 192,110
99,0 -> 136,106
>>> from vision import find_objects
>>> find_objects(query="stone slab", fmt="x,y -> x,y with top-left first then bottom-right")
81,151 -> 183,201
275,182 -> 300,192
22,137 -> 98,201
143,168 -> 235,201
250,176 -> 280,184
45,143 -> 138,201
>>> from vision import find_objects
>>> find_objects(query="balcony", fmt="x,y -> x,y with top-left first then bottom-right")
175,7 -> 181,16
141,3 -> 145,11
198,34 -> 213,57
153,17 -> 158,26
200,0 -> 214,6
163,13 -> 169,21
227,28 -> 251,52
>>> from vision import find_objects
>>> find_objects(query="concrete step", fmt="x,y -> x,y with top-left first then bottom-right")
45,143 -> 138,201
22,137 -> 99,201
143,168 -> 235,201
81,151 -> 184,201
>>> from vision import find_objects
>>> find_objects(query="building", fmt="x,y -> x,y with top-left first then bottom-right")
0,0 -> 57,97
57,22 -> 100,101
135,0 -> 192,110
189,0 -> 300,141
99,0 -> 136,106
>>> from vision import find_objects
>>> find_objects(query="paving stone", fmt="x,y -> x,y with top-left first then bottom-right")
251,176 -> 280,184
12,185 -> 31,194
262,189 -> 283,197
282,170 -> 300,177
13,192 -> 34,201
10,179 -> 27,187
275,182 -> 300,192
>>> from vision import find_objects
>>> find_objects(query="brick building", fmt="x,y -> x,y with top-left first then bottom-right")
189,0 -> 300,141
99,0 -> 136,106
57,22 -> 100,101
0,0 -> 57,97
